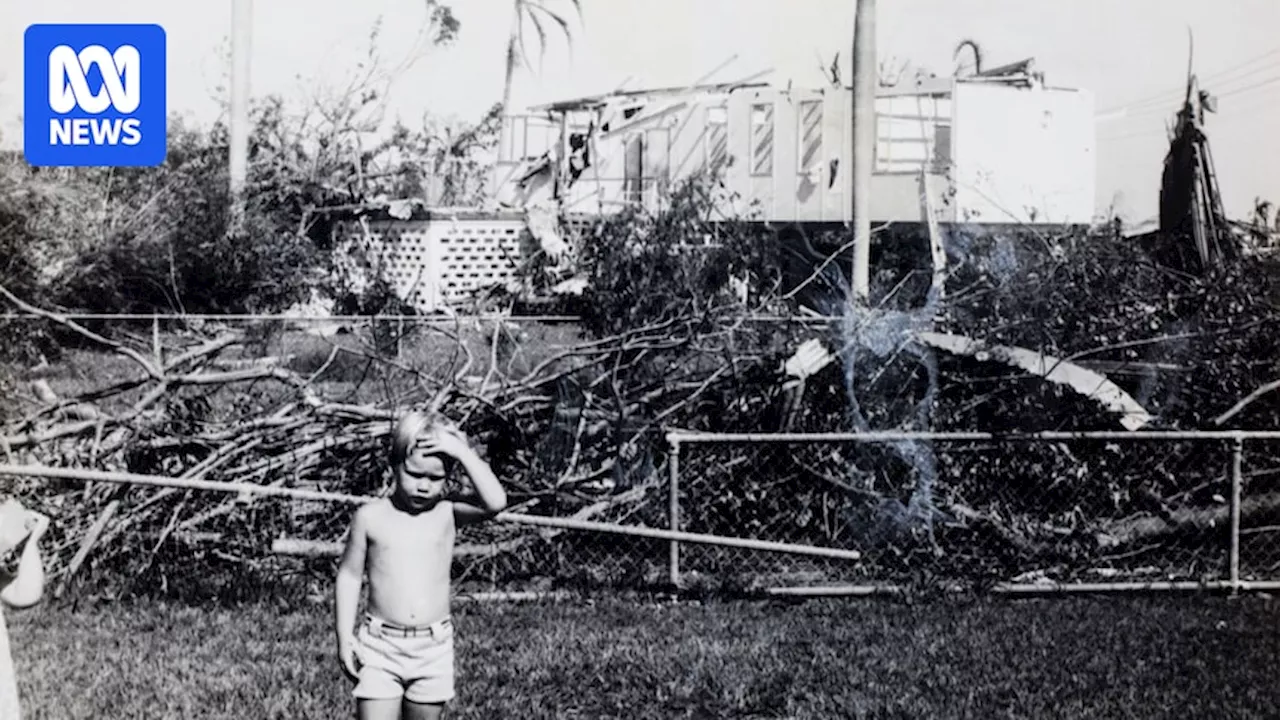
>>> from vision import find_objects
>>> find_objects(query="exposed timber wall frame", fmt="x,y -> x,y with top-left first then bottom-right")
487,74 -> 1095,228
665,429 -> 1280,595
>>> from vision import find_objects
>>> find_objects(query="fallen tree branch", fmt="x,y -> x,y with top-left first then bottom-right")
1214,377 -> 1280,426
55,494 -> 121,599
163,334 -> 241,372
0,282 -> 161,380
951,503 -> 1059,558
1093,493 -> 1280,548
0,464 -> 862,561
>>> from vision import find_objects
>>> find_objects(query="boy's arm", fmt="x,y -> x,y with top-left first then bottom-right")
455,448 -> 507,512
334,505 -> 369,670
452,448 -> 508,526
418,427 -> 508,526
452,500 -> 503,526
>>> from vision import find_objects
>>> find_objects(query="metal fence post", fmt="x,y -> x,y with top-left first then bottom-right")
151,316 -> 162,367
668,435 -> 681,589
1230,435 -> 1244,595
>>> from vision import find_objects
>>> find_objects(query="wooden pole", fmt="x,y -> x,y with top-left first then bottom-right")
498,0 -> 521,165
229,0 -> 252,233
555,111 -> 569,213
920,143 -> 946,305
850,0 -> 876,304
0,464 -> 863,562
0,464 -> 367,504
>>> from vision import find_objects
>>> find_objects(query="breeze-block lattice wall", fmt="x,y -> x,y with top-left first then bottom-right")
336,213 -> 528,312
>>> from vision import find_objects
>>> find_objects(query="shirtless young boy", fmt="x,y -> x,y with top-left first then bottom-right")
335,412 -> 508,720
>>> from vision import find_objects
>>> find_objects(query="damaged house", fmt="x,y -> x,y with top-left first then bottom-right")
492,59 -> 1095,228
333,59 -> 1097,313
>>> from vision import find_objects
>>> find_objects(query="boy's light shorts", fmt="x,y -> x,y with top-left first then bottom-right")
353,616 -> 455,705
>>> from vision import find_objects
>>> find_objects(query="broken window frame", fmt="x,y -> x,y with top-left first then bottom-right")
750,102 -> 774,177
797,99 -> 823,177
706,105 -> 729,170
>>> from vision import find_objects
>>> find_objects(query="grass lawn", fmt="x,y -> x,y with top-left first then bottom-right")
9,594 -> 1280,719
12,319 -> 582,416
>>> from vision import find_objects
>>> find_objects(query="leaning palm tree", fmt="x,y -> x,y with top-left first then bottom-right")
953,39 -> 982,76
498,0 -> 583,158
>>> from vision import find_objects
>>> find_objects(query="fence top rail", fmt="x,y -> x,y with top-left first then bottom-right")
0,313 -> 583,323
665,430 -> 1280,444
0,313 -> 843,324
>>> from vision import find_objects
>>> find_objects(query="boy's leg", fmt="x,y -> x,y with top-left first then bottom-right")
402,700 -> 446,720
401,637 -> 453,718
353,626 -> 411,719
357,699 -> 404,720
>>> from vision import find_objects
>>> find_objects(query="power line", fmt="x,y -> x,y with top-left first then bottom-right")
1218,94 -> 1280,116
1217,74 -> 1280,99
1098,45 -> 1280,112
1098,93 -> 1280,143
1097,45 -> 1280,115
1107,73 -> 1280,123
1114,59 -> 1280,116
1097,127 -> 1168,144
1139,58 -> 1278,109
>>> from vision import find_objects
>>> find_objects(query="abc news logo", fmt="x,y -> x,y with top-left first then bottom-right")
24,24 -> 167,167
48,44 -> 143,147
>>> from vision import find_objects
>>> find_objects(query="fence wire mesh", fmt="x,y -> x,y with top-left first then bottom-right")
669,434 -> 1280,593
7,311 -> 1280,600
0,314 -> 675,600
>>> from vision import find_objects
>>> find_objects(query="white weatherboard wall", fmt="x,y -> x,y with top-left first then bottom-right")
951,82 -> 1096,225
486,81 -> 1097,228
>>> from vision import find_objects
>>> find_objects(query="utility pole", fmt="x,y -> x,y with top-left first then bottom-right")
229,0 -> 252,234
498,0 -> 522,168
850,0 -> 876,305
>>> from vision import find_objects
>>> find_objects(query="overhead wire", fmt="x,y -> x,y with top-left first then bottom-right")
1096,45 -> 1280,116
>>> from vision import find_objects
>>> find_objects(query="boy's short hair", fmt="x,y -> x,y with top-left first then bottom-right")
391,411 -> 460,475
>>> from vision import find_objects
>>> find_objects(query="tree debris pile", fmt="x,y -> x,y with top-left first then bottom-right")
4,177 -> 1280,601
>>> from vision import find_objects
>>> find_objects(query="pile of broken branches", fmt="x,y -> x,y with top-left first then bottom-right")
0,267 -> 812,600
6,182 -> 1280,599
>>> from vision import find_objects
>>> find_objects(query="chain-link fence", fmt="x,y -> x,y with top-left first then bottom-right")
0,312 -> 675,600
8,311 -> 1280,601
666,431 -> 1280,595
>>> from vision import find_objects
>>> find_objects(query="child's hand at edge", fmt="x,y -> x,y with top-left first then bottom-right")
337,633 -> 359,682
25,512 -> 49,542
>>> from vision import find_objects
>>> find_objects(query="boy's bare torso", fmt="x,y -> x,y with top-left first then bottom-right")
363,498 -> 455,627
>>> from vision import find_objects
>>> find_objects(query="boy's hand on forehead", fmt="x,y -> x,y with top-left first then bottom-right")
412,423 -> 471,459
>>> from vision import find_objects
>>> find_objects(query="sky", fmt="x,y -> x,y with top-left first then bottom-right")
2,0 -> 1278,223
